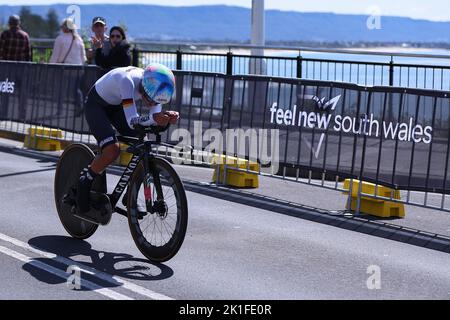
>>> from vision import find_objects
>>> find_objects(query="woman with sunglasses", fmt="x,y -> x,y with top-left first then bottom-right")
93,26 -> 131,70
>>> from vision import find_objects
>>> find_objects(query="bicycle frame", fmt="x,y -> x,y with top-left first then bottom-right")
108,134 -> 167,218
109,152 -> 141,209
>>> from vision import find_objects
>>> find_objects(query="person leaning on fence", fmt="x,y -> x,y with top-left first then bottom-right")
93,26 -> 131,70
0,15 -> 31,61
49,18 -> 86,65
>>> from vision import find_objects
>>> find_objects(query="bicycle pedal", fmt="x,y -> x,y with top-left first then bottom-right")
73,206 -> 112,226
72,210 -> 101,225
70,192 -> 112,226
90,192 -> 113,226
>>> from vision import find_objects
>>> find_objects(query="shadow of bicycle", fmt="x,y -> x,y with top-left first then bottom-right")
22,235 -> 174,291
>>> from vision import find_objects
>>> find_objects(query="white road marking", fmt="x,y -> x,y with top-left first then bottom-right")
0,232 -> 174,300
0,245 -> 133,300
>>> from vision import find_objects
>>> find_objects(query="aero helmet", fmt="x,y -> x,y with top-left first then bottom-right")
141,63 -> 175,104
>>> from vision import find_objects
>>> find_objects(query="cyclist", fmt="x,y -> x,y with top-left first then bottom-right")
77,63 -> 179,213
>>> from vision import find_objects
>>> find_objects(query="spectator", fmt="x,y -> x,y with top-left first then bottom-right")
86,16 -> 111,64
94,26 -> 131,70
50,18 -> 86,65
0,15 -> 31,61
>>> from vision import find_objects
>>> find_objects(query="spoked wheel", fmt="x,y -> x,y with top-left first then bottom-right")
54,144 -> 106,239
127,157 -> 188,262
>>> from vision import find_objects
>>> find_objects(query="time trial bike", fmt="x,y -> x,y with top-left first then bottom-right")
54,124 -> 188,262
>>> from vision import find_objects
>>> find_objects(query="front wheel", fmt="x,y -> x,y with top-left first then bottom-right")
127,157 -> 188,262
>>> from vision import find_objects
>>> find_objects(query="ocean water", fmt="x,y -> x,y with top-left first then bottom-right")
143,48 -> 450,91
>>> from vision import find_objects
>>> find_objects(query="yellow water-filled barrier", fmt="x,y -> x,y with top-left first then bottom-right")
117,143 -> 133,166
24,126 -> 62,151
343,179 -> 405,218
212,155 -> 259,188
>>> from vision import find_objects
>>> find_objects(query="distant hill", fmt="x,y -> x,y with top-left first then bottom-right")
1,4 -> 450,43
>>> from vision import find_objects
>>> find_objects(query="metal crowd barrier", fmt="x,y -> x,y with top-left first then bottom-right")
30,40 -> 450,91
136,49 -> 450,91
1,60 -> 450,214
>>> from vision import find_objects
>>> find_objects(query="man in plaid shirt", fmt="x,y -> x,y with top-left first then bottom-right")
0,15 -> 31,61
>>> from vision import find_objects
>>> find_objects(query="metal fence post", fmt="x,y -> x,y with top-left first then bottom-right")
389,56 -> 394,86
226,51 -> 233,76
176,49 -> 183,70
132,47 -> 139,67
296,53 -> 303,79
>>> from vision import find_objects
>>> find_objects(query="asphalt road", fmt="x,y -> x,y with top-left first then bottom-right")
0,140 -> 449,300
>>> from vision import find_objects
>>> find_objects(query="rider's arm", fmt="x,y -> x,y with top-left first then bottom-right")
130,104 -> 162,127
119,76 -> 141,129
120,76 -> 163,128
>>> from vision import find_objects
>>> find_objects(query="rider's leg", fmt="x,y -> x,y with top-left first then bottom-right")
76,164 -> 98,213
91,143 -> 121,174
107,107 -> 139,208
76,142 -> 120,213
77,86 -> 121,213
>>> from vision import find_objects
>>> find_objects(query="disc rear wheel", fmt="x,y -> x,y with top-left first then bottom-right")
54,143 -> 106,239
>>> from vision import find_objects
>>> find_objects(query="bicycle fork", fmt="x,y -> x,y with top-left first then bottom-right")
143,152 -> 167,218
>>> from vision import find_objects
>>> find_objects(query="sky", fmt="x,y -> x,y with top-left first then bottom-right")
0,0 -> 449,22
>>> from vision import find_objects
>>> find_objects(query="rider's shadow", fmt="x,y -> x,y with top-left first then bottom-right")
22,235 -> 174,291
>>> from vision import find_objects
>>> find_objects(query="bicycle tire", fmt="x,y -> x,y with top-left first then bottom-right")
127,157 -> 188,262
54,143 -> 105,239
